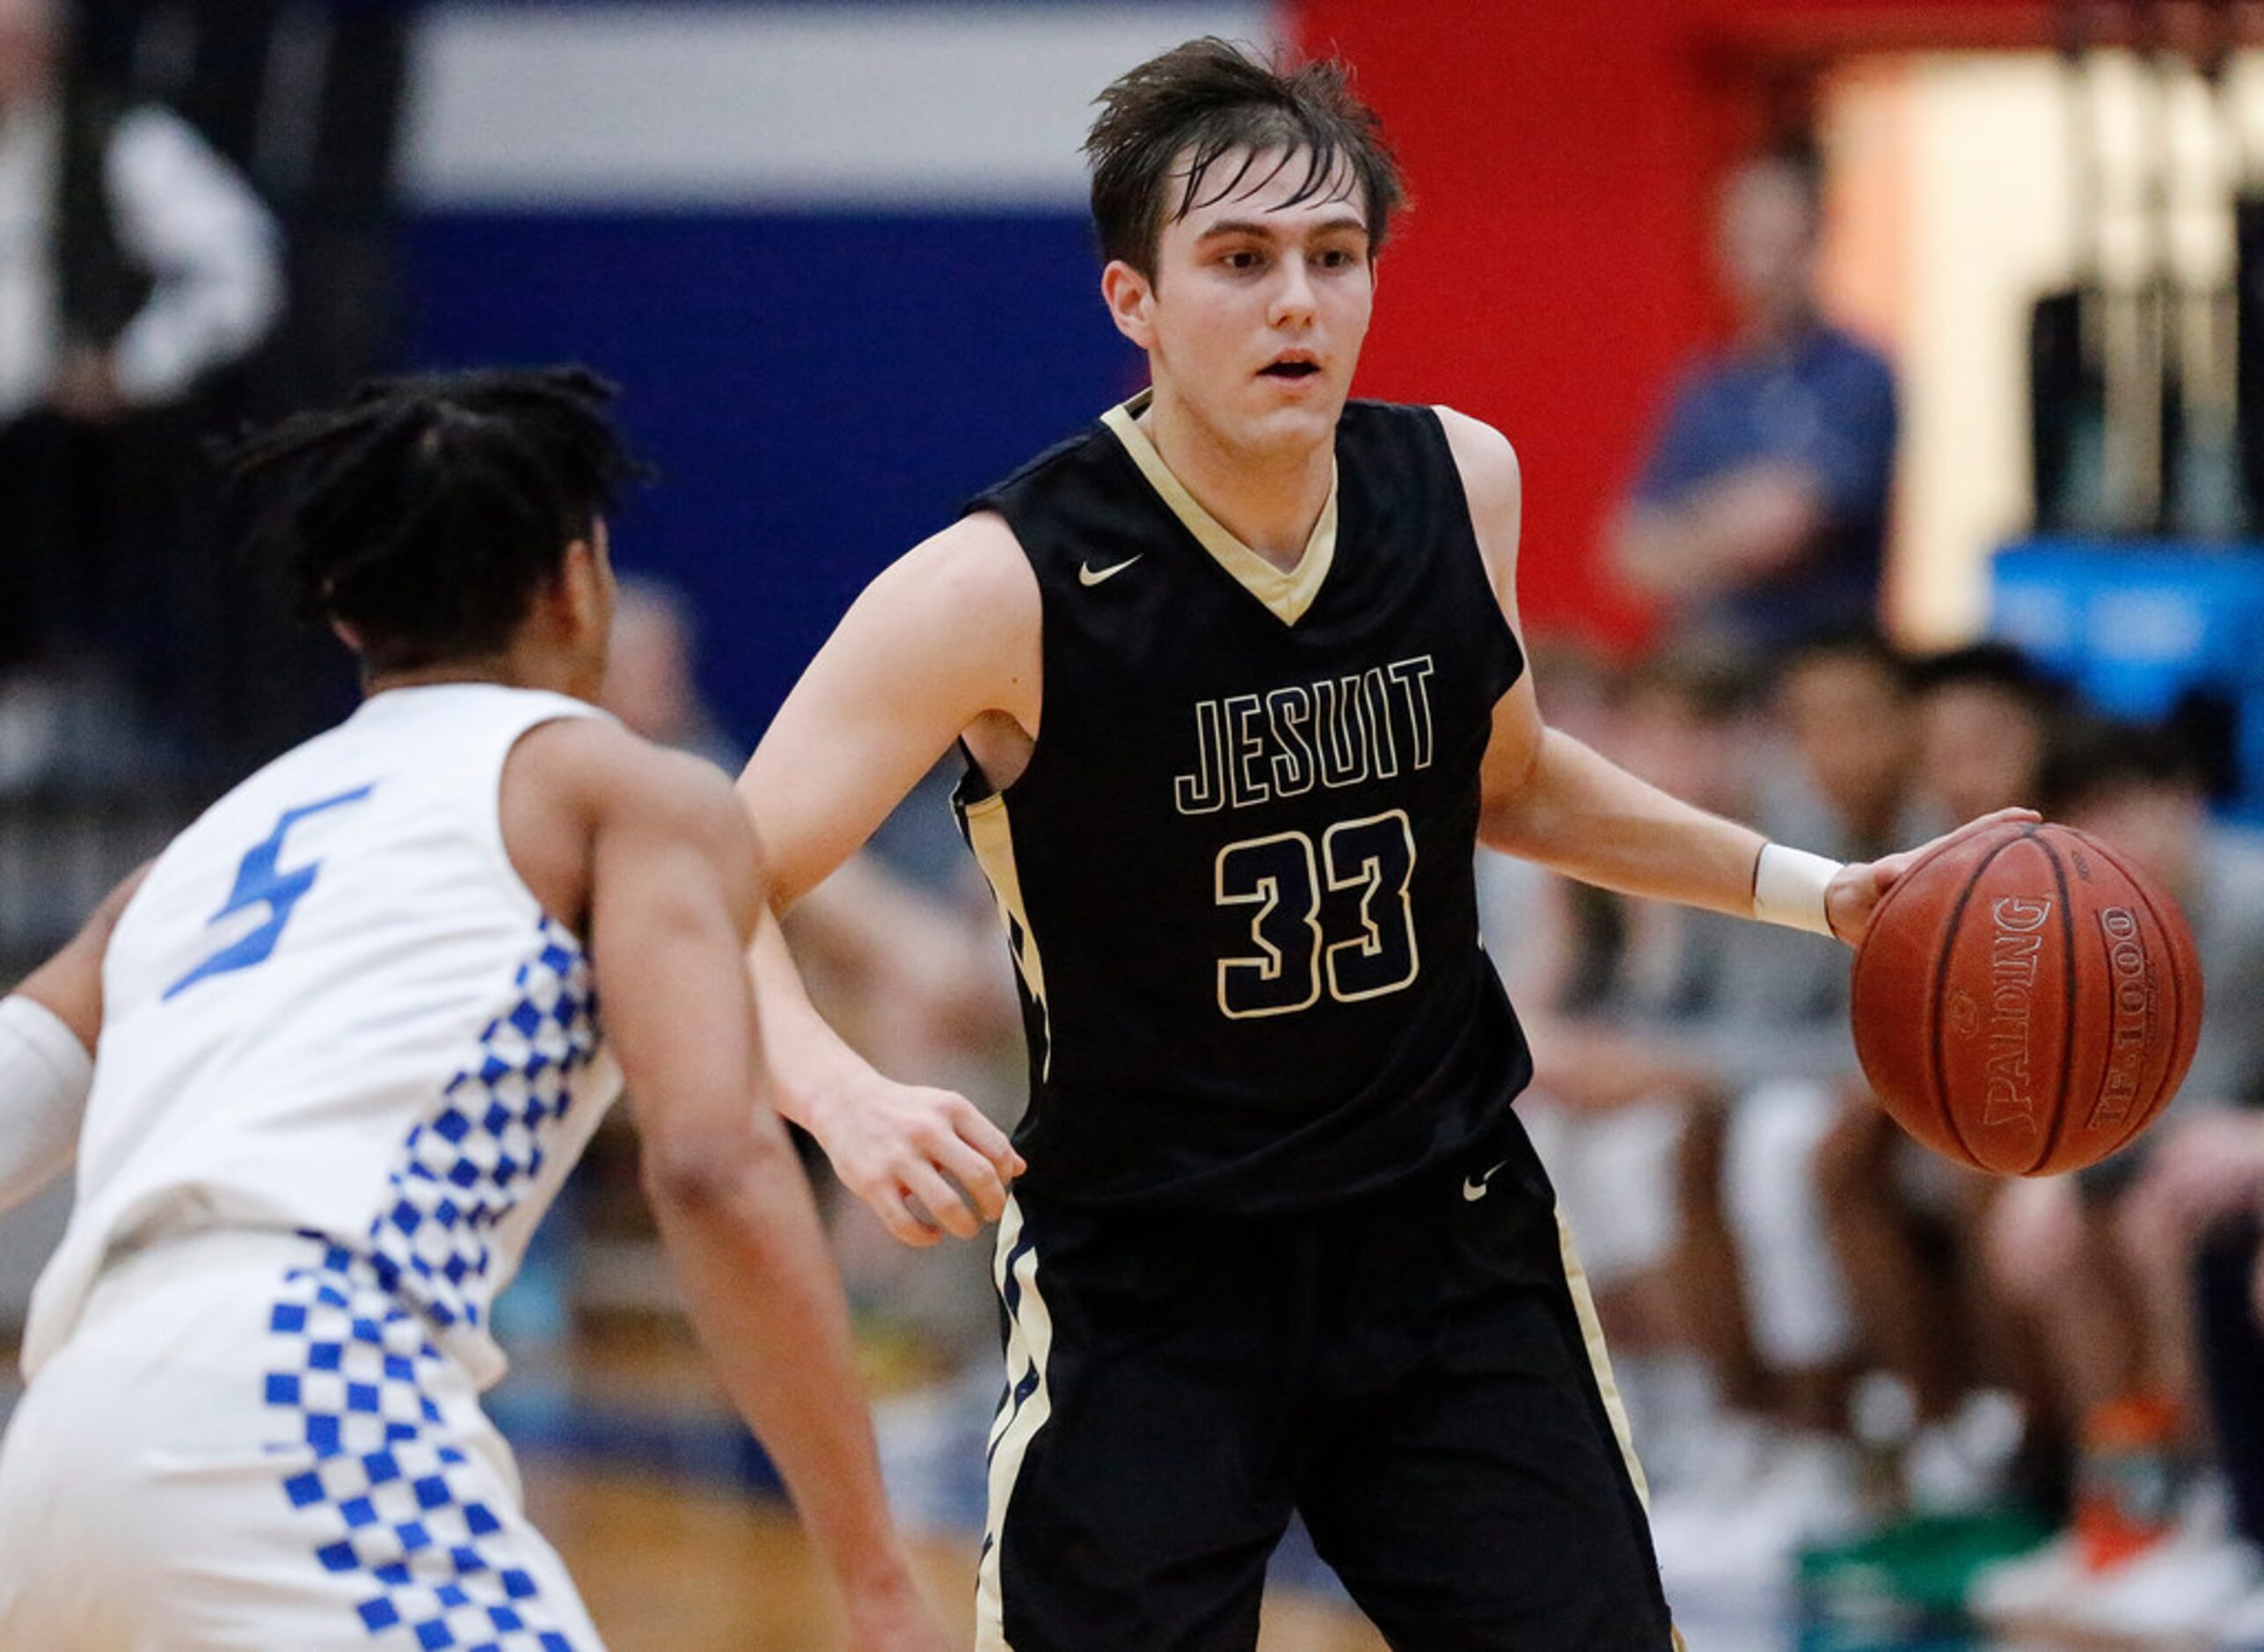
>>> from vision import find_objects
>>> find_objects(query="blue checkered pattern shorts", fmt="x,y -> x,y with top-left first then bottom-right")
263,1241 -> 586,1651
0,1228 -> 606,1650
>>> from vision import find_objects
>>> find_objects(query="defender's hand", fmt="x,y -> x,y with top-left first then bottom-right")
1825,808 -> 2040,945
807,1071 -> 1025,1246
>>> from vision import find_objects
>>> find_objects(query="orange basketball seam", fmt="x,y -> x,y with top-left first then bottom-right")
2022,831 -> 2080,1177
1924,828 -> 2024,1173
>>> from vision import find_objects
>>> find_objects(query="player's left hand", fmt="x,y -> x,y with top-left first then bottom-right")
805,1067 -> 1026,1247
1824,807 -> 2041,945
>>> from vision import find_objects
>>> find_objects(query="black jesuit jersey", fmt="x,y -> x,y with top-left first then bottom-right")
954,391 -> 1534,1212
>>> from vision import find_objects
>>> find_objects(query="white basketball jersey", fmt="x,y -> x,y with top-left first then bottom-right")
23,683 -> 625,1386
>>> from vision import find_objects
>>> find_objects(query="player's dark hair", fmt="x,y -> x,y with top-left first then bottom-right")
2041,713 -> 2206,816
1906,640 -> 2064,710
223,366 -> 645,672
1776,622 -> 1910,694
1085,37 -> 1406,276
1615,637 -> 1763,725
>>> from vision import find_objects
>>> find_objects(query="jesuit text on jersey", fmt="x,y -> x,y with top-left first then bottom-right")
1174,656 -> 1438,815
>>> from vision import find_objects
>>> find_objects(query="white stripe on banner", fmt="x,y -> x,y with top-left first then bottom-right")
405,3 -> 1283,210
976,1195 -> 1054,1652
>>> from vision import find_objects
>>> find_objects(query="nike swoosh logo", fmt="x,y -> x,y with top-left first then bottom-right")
1078,555 -> 1143,588
1462,1159 -> 1511,1202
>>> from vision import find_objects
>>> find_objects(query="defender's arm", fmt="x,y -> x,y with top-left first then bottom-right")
527,726 -> 945,1649
0,869 -> 147,1212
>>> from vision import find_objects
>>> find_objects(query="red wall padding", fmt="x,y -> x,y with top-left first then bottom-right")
1290,1 -> 2049,646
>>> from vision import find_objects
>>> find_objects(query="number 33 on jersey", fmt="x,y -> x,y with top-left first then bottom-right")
950,395 -> 1537,1213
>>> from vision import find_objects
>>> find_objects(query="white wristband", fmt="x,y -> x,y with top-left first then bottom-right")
1752,843 -> 1844,938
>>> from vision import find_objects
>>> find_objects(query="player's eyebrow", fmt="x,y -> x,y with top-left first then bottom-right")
1194,214 -> 1369,243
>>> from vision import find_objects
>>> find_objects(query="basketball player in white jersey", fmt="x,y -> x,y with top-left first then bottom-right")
0,369 -> 949,1650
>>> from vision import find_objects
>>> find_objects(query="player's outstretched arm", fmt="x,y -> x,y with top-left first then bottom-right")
1442,409 -> 2033,942
0,867 -> 146,1212
564,732 -> 946,1649
1440,408 -> 1772,917
736,517 -> 1031,1246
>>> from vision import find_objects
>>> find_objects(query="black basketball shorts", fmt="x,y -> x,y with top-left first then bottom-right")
974,1117 -> 1681,1650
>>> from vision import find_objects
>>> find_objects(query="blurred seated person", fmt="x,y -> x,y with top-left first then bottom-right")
1608,144 -> 1897,650
1971,720 -> 2264,1634
600,574 -> 744,771
1494,641 -> 1762,1449
2122,1107 -> 2264,1639
1905,641 -> 2063,827
0,0 -> 282,677
1810,640 -> 2067,1522
1517,631 -> 1923,1585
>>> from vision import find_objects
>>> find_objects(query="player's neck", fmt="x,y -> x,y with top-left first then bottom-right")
1138,389 -> 1333,574
1739,300 -> 1820,356
362,649 -> 588,703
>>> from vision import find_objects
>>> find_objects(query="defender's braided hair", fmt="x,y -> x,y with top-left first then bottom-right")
224,366 -> 646,671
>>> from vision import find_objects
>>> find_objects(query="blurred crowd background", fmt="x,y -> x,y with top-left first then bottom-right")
8,0 -> 2264,1644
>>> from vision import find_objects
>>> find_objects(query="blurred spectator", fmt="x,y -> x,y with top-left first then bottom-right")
599,574 -> 742,772
1810,640 -> 2067,1523
2124,1114 -> 2264,1639
1505,642 -> 1764,1423
1636,629 -> 1931,1586
0,0 -> 281,680
1609,146 -> 1898,650
1906,640 -> 2063,826
1503,633 -> 1924,1589
1971,720 -> 2264,1634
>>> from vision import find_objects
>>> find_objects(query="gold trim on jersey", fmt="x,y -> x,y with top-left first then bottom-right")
1101,391 -> 1338,626
976,1196 -> 1055,1652
960,790 -> 1054,1080
1555,1207 -> 1687,1645
1554,1206 -> 1653,1513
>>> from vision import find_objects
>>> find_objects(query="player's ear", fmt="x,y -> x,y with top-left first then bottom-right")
1101,259 -> 1158,350
556,538 -> 610,647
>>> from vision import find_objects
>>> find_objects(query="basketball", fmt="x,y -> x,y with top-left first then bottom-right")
1850,820 -> 2204,1177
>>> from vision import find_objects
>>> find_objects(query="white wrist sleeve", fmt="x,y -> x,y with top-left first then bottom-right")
0,995 -> 94,1211
1752,843 -> 1844,938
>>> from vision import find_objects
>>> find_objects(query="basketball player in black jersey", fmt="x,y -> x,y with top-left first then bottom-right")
734,39 -> 2025,1650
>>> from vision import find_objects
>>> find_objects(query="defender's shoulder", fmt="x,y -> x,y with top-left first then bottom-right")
514,715 -> 746,841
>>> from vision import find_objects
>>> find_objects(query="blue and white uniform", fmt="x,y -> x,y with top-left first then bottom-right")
0,684 -> 621,1651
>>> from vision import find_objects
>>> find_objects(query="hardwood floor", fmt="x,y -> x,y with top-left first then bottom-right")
524,1458 -> 1390,1651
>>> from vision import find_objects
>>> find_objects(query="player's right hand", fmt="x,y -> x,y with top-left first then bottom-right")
1826,806 -> 2040,944
807,1069 -> 1026,1246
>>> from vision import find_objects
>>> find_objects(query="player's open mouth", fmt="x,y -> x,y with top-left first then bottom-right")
1260,357 -> 1322,379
